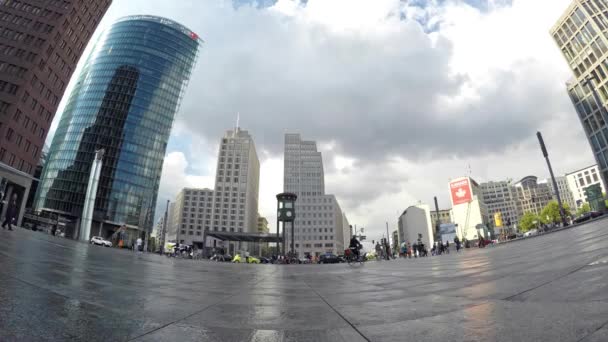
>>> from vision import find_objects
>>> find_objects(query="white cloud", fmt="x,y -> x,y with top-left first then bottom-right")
46,0 -> 596,241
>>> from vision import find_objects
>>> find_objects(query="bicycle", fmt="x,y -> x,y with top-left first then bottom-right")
345,247 -> 363,266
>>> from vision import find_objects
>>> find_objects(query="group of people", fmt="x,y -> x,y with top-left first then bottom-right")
399,241 -> 429,258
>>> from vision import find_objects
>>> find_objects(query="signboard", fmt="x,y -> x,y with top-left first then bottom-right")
450,178 -> 473,205
494,212 -> 503,227
584,184 -> 604,212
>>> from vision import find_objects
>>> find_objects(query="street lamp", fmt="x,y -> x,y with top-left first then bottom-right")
536,132 -> 567,228
276,192 -> 297,257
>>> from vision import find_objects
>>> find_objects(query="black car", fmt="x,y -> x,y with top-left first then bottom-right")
318,253 -> 340,264
260,257 -> 271,264
574,211 -> 603,224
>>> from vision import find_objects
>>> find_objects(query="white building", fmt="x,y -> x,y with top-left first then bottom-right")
397,204 -> 434,249
450,177 -> 490,241
566,165 -> 606,208
552,176 -> 577,210
167,188 -> 214,247
212,127 -> 260,252
283,133 -> 349,257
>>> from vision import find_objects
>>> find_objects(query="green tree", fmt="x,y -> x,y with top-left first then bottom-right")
576,203 -> 591,217
540,201 -> 571,224
519,212 -> 539,232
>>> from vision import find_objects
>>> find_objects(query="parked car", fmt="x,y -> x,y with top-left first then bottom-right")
318,253 -> 340,264
575,211 -> 603,224
90,236 -> 112,247
232,254 -> 260,264
523,229 -> 538,237
211,254 -> 232,262
260,257 -> 271,264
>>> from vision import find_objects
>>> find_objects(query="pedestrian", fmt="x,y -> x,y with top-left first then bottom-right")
1,194 -> 18,231
136,236 -> 143,253
412,242 -> 418,258
445,240 -> 450,254
51,224 -> 57,236
375,242 -> 382,260
384,241 -> 391,260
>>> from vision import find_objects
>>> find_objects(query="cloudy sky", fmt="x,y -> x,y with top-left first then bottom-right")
49,0 -> 593,241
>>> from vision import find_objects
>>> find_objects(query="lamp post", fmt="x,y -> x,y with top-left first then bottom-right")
276,193 -> 297,257
536,132 -> 567,227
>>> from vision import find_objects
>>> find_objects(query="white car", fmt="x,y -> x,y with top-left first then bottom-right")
523,229 -> 538,237
90,236 -> 112,247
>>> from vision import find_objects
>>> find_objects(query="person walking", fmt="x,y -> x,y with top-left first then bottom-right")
1,194 -> 18,231
136,236 -> 143,253
375,242 -> 382,260
384,240 -> 391,260
51,224 -> 57,236
445,240 -> 450,254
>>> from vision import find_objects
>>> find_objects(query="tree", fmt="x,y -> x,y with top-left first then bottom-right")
576,203 -> 591,217
519,212 -> 539,232
540,201 -> 571,225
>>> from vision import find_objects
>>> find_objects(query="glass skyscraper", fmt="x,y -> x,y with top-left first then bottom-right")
35,16 -> 201,239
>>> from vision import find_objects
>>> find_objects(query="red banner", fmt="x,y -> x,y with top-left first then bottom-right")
450,178 -> 472,205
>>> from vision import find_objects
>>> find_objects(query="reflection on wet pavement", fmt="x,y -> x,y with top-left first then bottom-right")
1,218 -> 608,341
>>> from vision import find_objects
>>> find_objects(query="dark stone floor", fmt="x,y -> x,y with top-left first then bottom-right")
1,219 -> 608,341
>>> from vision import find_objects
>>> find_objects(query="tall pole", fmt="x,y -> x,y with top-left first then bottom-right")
80,149 -> 104,241
290,221 -> 295,256
276,200 -> 280,256
161,199 -> 169,254
537,132 -> 568,227
385,222 -> 390,245
434,196 -> 441,239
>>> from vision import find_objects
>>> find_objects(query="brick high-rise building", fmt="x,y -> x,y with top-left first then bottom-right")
0,0 -> 112,226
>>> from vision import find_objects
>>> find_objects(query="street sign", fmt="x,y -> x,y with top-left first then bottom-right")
584,184 -> 602,201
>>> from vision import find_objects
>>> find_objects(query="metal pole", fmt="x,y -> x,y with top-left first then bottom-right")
290,221 -> 295,256
161,199 -> 169,254
537,132 -> 568,227
434,196 -> 441,239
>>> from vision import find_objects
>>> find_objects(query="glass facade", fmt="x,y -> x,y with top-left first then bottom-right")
35,16 -> 201,232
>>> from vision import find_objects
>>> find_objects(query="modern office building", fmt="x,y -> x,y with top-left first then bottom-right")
514,176 -> 554,216
257,215 -> 269,233
566,164 -> 606,207
0,0 -> 112,226
480,180 -> 521,228
283,133 -> 350,257
34,16 -> 201,241
210,127 -> 260,252
552,1 -> 608,190
553,176 -> 577,210
167,188 -> 214,247
429,208 -> 453,228
397,204 -> 434,249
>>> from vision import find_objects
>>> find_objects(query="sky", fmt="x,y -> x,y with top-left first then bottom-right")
47,0 -> 593,242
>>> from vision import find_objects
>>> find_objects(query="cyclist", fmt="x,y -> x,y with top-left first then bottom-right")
349,236 -> 362,261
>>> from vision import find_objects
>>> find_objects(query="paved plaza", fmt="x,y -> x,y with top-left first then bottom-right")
1,220 -> 608,342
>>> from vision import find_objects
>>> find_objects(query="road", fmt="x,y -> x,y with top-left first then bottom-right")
1,220 -> 608,341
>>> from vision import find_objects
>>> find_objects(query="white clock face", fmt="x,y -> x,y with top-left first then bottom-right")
286,211 -> 293,217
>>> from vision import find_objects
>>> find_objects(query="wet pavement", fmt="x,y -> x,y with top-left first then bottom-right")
1,220 -> 608,342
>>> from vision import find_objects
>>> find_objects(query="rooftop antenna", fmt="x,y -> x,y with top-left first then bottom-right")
234,112 -> 240,137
